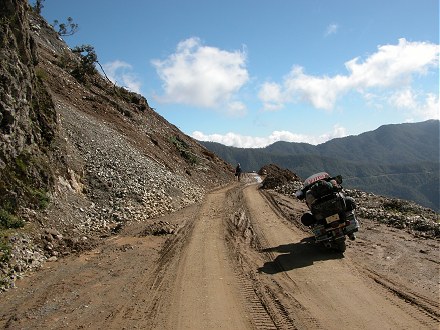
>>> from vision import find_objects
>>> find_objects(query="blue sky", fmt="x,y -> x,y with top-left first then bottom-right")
39,0 -> 439,147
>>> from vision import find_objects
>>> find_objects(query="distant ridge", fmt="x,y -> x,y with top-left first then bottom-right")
200,120 -> 440,211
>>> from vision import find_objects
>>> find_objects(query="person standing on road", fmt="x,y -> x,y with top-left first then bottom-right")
235,163 -> 242,181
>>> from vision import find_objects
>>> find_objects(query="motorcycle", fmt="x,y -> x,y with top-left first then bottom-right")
295,172 -> 359,253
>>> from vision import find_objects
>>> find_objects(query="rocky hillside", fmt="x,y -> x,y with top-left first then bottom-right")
0,0 -> 233,290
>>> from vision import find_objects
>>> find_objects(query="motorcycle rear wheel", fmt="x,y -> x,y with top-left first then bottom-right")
334,239 -> 346,253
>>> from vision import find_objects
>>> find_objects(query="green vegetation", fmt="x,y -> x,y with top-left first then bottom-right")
57,50 -> 73,70
0,236 -> 11,263
31,188 -> 50,209
0,152 -> 52,220
32,69 -> 57,144
170,136 -> 198,165
15,156 -> 28,173
0,209 -> 24,230
71,44 -> 98,82
35,67 -> 47,81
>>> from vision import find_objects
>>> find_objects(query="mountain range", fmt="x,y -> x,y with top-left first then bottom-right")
199,120 -> 440,211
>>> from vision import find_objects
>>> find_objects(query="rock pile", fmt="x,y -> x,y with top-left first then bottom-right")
345,189 -> 439,238
53,102 -> 205,236
1,228 -> 99,292
257,165 -> 439,239
0,234 -> 46,290
140,221 -> 178,236
259,164 -> 301,190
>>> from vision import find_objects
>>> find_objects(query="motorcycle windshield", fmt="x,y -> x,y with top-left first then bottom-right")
303,172 -> 330,187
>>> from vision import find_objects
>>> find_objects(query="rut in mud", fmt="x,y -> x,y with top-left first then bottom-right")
0,181 -> 439,330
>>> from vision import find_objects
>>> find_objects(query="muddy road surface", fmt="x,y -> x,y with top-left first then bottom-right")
1,181 -> 439,329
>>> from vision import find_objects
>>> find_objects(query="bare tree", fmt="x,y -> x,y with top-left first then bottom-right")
32,0 -> 45,14
53,17 -> 79,36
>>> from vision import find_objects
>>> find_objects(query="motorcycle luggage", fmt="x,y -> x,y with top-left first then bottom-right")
343,212 -> 360,233
310,193 -> 346,220
345,196 -> 356,211
305,180 -> 335,206
309,180 -> 335,198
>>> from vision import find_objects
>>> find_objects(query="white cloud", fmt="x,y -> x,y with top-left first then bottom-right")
226,101 -> 247,117
285,66 -> 349,110
345,38 -> 438,88
259,39 -> 439,114
257,82 -> 285,111
390,89 -> 440,120
325,23 -> 339,36
102,60 -> 142,93
192,124 -> 347,148
317,124 -> 347,142
389,89 -> 418,109
152,37 -> 249,111
419,94 -> 440,120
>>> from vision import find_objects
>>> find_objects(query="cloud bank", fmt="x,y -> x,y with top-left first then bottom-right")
192,124 -> 347,148
258,38 -> 439,117
152,37 -> 249,116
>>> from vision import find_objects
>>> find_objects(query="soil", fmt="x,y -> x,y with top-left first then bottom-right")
1,6 -> 438,329
1,175 -> 438,330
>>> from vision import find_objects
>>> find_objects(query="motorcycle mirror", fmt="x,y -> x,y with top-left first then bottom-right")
335,175 -> 342,184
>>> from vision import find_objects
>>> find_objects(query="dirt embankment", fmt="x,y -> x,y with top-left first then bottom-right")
1,177 -> 438,330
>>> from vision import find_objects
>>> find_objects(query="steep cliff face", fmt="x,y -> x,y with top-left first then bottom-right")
0,0 -> 233,222
0,0 -> 233,290
0,0 -> 57,213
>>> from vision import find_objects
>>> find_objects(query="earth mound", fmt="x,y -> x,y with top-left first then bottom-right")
258,164 -> 301,190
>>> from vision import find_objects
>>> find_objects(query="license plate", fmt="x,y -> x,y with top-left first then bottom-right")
325,214 -> 340,224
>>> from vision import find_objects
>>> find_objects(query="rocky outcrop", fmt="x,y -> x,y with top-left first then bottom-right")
0,0 -> 57,211
0,0 -> 37,164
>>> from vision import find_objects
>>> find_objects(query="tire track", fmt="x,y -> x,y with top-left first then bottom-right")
225,185 -> 318,329
241,184 -> 439,330
362,267 -> 440,321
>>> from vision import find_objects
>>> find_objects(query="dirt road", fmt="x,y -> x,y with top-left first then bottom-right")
1,181 -> 438,329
